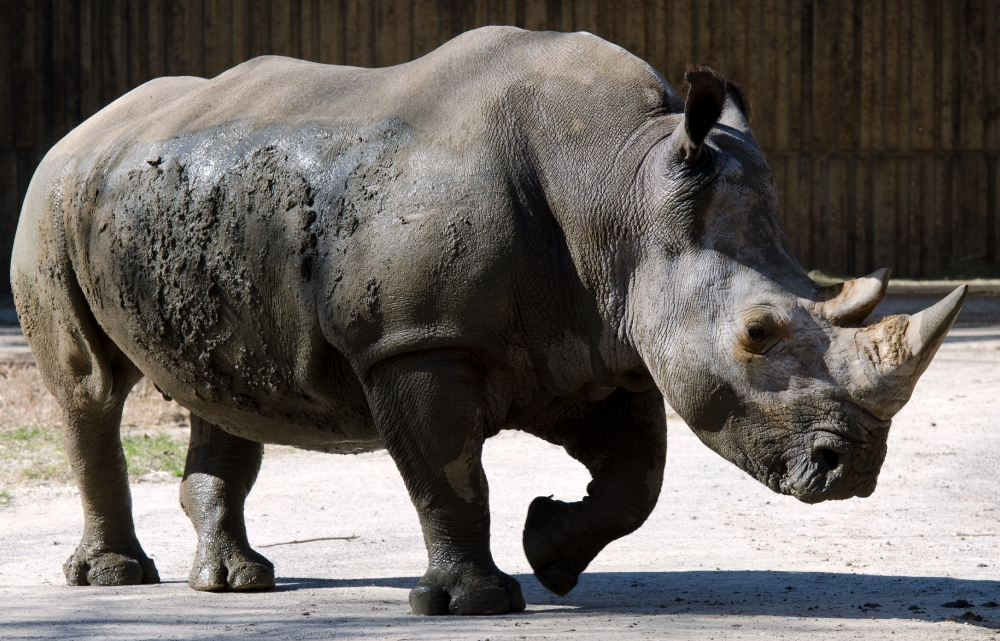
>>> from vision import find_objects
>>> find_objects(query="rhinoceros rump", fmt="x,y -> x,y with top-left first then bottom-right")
10,27 -> 964,615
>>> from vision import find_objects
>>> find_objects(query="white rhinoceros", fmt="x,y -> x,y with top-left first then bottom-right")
11,26 -> 965,615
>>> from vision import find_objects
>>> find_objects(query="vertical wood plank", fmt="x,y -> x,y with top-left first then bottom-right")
910,0 -> 935,150
959,0 -> 985,150
985,0 -> 999,152
205,0 -> 234,77
724,0 -> 748,86
853,155 -> 872,274
884,0 -> 905,151
929,154 -> 949,276
0,0 -> 14,291
833,0 -> 859,151
0,0 -> 11,150
747,0 -> 769,146
146,0 -> 166,79
989,154 -> 998,267
810,154 -> 827,271
693,0 -> 716,68
54,0 -> 81,138
412,0 -> 441,59
770,155 -> 791,251
167,0 -> 204,75
952,154 -> 988,268
78,0 -> 98,117
859,0 -> 883,151
794,153 -> 811,269
787,0 -> 803,151
231,0 -> 251,63
620,0 -> 646,59
669,0 -> 693,85
376,0 -> 412,67
106,0 -> 127,101
300,0 -> 319,62
128,0 -> 143,85
784,155 -> 806,263
12,0 -> 36,151
827,155 -> 849,275
811,0 -> 834,153
250,0 -> 271,57
318,0 -> 344,64
985,0 -> 1000,153
523,0 -> 547,30
771,0 -> 790,149
939,0 -> 958,151
270,0 -> 293,57
872,157 -> 897,270
0,148 -> 15,293
895,157 -> 911,276
914,155 -> 935,276
645,0 -> 668,75
346,0 -> 375,66
572,0 -> 599,34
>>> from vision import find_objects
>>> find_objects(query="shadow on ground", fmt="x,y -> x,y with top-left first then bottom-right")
3,570 -> 998,639
277,570 -> 1000,625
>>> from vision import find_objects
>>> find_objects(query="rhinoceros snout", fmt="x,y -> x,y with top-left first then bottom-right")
778,431 -> 885,504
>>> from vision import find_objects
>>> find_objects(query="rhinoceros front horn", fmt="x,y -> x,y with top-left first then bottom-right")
849,285 -> 968,419
815,268 -> 891,326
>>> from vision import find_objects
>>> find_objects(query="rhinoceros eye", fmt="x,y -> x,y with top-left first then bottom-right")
747,323 -> 769,343
737,311 -> 784,357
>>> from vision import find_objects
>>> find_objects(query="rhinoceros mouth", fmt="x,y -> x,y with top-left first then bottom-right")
777,431 -> 856,503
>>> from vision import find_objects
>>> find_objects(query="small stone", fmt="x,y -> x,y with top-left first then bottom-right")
942,599 -> 974,608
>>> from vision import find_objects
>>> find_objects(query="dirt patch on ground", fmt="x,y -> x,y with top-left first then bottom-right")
0,325 -> 997,639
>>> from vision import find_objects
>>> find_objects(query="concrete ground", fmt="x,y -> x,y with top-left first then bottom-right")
0,321 -> 998,639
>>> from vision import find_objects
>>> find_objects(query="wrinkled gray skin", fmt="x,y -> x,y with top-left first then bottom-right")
11,27 -> 965,615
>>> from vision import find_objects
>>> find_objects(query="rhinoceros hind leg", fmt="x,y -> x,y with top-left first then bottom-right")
366,351 -> 525,615
179,414 -> 273,592
14,257 -> 158,586
522,389 -> 666,596
55,399 -> 161,587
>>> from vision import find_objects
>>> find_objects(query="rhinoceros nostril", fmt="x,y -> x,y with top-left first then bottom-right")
818,448 -> 840,471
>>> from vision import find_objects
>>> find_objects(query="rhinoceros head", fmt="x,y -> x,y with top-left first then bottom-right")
630,68 -> 966,503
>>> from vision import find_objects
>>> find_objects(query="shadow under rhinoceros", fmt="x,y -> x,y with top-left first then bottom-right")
276,570 -> 1000,628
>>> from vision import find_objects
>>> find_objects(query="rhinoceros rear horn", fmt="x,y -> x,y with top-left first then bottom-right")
814,268 -> 891,326
677,67 -> 726,162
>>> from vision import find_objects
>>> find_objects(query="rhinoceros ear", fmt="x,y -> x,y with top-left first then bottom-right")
676,67 -> 726,162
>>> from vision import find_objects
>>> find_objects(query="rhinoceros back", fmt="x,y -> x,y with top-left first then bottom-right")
12,26 -> 675,450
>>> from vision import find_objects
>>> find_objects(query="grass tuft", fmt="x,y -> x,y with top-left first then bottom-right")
121,434 -> 187,478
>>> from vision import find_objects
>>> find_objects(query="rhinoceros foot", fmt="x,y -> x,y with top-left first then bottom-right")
523,496 -> 594,597
188,542 -> 274,592
63,547 -> 160,586
408,564 -> 526,615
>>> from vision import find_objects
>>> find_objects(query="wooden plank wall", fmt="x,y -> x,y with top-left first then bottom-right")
2,0 -> 998,292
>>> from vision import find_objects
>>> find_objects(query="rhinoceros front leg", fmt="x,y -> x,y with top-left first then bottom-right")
179,414 -> 274,591
523,388 -> 666,596
365,351 -> 525,616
